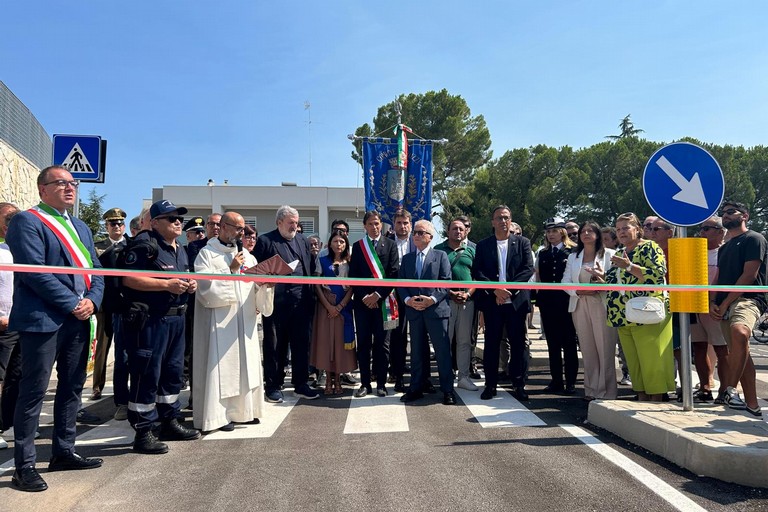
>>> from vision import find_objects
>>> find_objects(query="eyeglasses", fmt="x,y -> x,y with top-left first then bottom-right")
243,235 -> 256,240
333,227 -> 348,233
223,222 -> 245,233
108,220 -> 124,227
652,226 -> 671,232
719,208 -> 742,216
700,226 -> 722,231
643,223 -> 653,229
156,215 -> 184,224
44,179 -> 79,189
413,230 -> 431,236
207,221 -> 220,227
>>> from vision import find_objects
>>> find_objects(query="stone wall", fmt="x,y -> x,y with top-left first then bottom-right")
0,138 -> 39,209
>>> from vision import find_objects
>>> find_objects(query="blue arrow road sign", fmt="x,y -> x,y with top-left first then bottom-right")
52,134 -> 102,181
642,142 -> 724,227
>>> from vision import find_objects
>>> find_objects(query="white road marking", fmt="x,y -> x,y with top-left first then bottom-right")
455,382 -> 545,428
561,424 -> 708,512
203,397 -> 298,440
344,394 -> 409,434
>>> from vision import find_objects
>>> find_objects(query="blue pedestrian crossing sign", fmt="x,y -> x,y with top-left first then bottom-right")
642,142 -> 724,227
52,134 -> 104,182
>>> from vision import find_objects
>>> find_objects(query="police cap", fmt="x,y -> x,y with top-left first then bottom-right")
103,208 -> 127,221
183,216 -> 206,232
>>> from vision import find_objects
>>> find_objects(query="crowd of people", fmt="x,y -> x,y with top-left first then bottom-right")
0,165 -> 766,493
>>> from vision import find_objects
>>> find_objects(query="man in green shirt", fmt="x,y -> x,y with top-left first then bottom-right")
435,219 -> 478,391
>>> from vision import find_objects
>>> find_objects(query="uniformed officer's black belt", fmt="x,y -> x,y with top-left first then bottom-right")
164,305 -> 187,317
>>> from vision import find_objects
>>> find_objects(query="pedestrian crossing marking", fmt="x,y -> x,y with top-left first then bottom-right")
455,382 -> 546,428
61,142 -> 95,175
202,397 -> 298,440
343,394 -> 409,434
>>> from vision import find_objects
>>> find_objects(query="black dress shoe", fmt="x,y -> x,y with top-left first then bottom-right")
12,467 -> 48,492
480,387 -> 497,400
376,387 -> 388,397
443,392 -> 457,405
354,385 -> 371,398
394,377 -> 406,393
133,430 -> 169,454
159,418 -> 201,441
423,382 -> 437,394
220,422 -> 235,432
469,363 -> 482,380
76,409 -> 101,425
543,382 -> 564,393
563,385 -> 576,395
514,386 -> 529,401
48,452 -> 103,471
400,391 -> 424,402
235,418 -> 260,425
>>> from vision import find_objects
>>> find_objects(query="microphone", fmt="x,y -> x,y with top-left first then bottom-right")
236,238 -> 243,253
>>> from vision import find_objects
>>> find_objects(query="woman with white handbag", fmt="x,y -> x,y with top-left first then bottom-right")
601,213 -> 674,402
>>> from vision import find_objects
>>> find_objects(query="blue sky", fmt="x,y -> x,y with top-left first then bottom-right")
3,1 -> 767,221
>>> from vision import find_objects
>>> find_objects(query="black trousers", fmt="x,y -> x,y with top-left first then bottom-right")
482,304 -> 527,389
0,330 -> 21,431
262,302 -> 311,393
538,294 -> 579,387
353,303 -> 391,390
14,318 -> 90,470
388,294 -> 408,378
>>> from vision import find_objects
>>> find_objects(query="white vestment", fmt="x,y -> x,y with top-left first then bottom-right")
192,238 -> 274,431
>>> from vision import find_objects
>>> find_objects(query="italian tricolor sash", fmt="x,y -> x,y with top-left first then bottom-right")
358,238 -> 399,330
28,203 -> 98,358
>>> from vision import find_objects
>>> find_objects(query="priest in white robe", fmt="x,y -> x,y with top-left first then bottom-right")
192,212 -> 274,433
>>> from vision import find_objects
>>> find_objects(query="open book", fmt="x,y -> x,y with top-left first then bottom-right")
244,253 -> 299,276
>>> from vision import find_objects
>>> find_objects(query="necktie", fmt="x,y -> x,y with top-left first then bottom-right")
416,251 -> 424,278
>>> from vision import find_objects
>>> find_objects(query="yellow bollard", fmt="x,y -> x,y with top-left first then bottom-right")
668,237 -> 709,313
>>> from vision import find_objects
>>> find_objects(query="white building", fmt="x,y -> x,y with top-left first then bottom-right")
152,183 -> 368,243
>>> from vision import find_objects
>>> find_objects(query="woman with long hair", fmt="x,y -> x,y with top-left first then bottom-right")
310,230 -> 357,395
601,213 -> 674,402
536,217 -> 579,394
562,221 -> 618,400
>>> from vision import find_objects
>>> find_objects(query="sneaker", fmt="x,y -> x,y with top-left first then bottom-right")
693,389 -> 713,403
265,389 -> 284,403
456,377 -> 479,391
619,374 -> 632,386
114,405 -> 129,421
340,373 -> 358,385
724,386 -> 747,410
294,384 -> 320,400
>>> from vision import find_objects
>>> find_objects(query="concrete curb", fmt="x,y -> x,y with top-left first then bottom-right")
588,400 -> 768,488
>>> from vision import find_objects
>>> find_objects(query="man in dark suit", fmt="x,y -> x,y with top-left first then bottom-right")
348,210 -> 400,397
472,205 -> 534,401
254,205 -> 318,402
398,220 -> 457,405
387,209 -> 417,392
6,165 -> 105,492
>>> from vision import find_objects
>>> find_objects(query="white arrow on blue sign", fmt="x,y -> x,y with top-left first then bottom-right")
52,134 -> 102,181
642,142 -> 724,227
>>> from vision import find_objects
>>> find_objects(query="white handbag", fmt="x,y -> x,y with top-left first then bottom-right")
625,296 -> 665,324
618,259 -> 666,325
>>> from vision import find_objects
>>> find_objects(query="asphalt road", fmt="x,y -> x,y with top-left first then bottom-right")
2,330 -> 768,511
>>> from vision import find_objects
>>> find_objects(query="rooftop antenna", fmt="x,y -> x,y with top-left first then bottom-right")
304,100 -> 312,186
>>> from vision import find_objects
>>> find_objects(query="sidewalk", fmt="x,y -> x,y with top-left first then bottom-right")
522,319 -> 768,488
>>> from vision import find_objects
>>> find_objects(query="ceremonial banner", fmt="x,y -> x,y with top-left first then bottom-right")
361,137 -> 433,224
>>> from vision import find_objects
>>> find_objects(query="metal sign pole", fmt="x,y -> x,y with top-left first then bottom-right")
678,226 -> 693,411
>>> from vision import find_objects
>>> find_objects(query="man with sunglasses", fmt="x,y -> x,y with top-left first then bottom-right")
91,208 -> 129,404
121,199 -> 201,454
6,166 -> 104,491
710,201 -> 767,417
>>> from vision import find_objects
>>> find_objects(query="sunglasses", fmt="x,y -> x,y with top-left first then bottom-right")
700,226 -> 722,231
108,220 -> 124,226
413,230 -> 431,236
643,223 -> 653,228
652,226 -> 671,231
156,215 -> 184,224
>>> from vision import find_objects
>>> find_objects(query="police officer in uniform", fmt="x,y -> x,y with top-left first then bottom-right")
536,217 -> 579,394
121,200 -> 200,454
